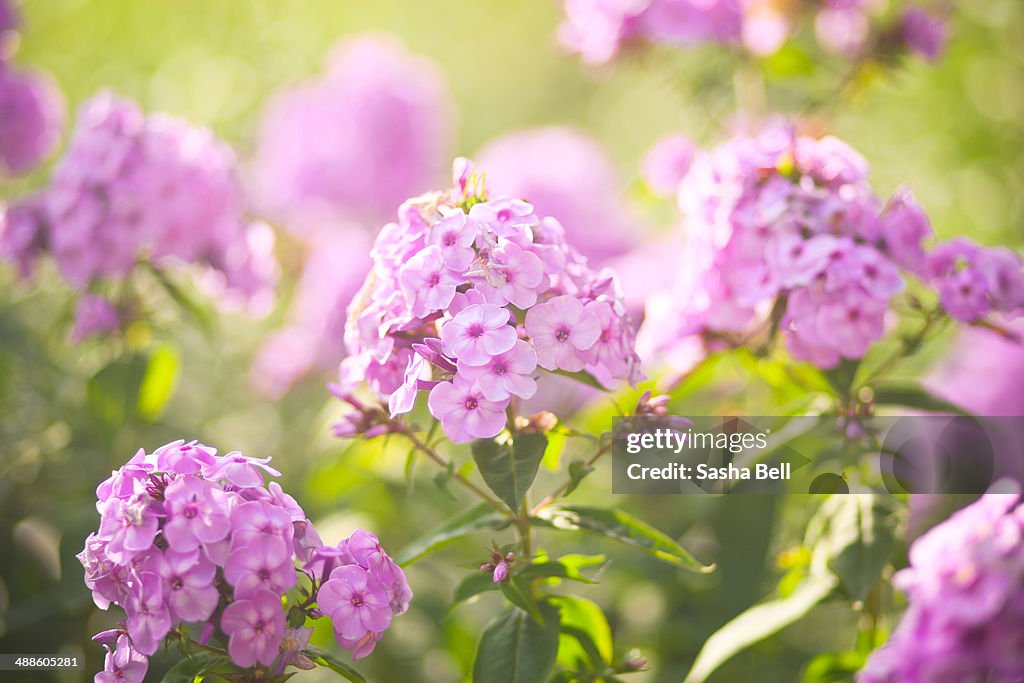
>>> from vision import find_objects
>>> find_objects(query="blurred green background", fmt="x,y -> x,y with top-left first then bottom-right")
1,1 -> 1022,681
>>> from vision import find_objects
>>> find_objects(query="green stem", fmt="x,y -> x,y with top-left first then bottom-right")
169,629 -> 229,658
861,308 -> 946,389
396,427 -> 509,515
530,439 -> 612,515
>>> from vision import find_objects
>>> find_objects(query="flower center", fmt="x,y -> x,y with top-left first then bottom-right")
170,577 -> 184,591
492,361 -> 508,376
258,569 -> 271,581
428,272 -> 441,287
443,232 -> 457,247
351,595 -> 364,608
253,619 -> 265,634
464,397 -> 479,411
555,326 -> 571,342
182,504 -> 198,519
497,208 -> 511,222
467,323 -> 485,339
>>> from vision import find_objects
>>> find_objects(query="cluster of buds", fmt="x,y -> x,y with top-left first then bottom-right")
480,548 -> 515,584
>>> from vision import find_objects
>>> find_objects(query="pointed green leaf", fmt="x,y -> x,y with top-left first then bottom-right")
564,460 -> 594,497
150,267 -> 216,337
683,574 -> 837,683
395,503 -> 511,566
553,595 -> 613,668
87,355 -> 148,425
453,571 -> 501,604
823,358 -> 860,398
871,381 -> 971,416
472,603 -> 561,683
518,555 -> 605,584
552,368 -> 606,390
500,576 -> 545,625
305,645 -> 366,682
160,653 -> 226,683
531,506 -> 713,573
472,433 -> 548,511
809,495 -> 896,602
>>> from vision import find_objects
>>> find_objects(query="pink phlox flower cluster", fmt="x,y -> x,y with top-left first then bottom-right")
859,485 -> 1024,682
637,124 -> 1017,370
79,439 -> 408,676
559,0 -> 949,63
559,0 -> 744,65
334,159 -> 643,443
1,91 -> 278,339
308,529 -> 412,660
926,238 -> 1024,323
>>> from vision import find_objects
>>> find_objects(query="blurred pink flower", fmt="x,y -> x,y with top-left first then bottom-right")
0,0 -> 17,36
558,0 -> 743,64
741,0 -> 790,56
927,323 -> 1024,417
901,6 -> 949,62
250,35 -> 455,235
69,295 -> 119,343
642,133 -> 694,196
814,5 -> 870,57
0,63 -> 64,175
250,227 -> 372,398
4,91 -> 277,316
477,127 -> 640,264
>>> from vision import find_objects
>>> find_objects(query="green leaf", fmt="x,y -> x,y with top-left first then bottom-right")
137,343 -> 180,421
823,359 -> 860,398
472,603 -> 561,683
531,506 -> 713,573
306,645 -> 367,682
553,595 -> 613,668
87,355 -> 148,425
500,576 -> 545,625
453,571 -> 501,604
871,381 -> 971,416
552,368 -> 606,390
683,574 -> 838,683
160,652 -> 226,683
801,650 -> 868,683
395,503 -> 511,566
518,555 -> 605,585
287,605 -> 306,628
564,460 -> 594,497
150,266 -> 216,337
471,433 -> 548,511
808,495 -> 896,602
